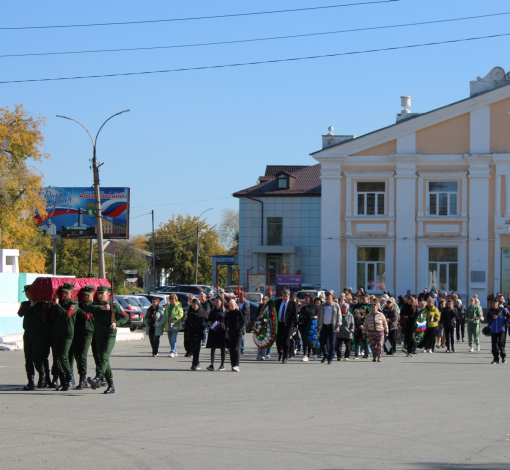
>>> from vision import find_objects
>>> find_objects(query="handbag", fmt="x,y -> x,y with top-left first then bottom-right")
384,339 -> 392,353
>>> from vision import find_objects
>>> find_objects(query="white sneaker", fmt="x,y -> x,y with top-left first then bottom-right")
302,356 -> 309,362
344,358 -> 349,361
354,357 -> 360,360
233,366 -> 240,372
313,355 -> 318,361
266,355 -> 271,359
477,345 -> 481,351
469,348 -> 474,352
169,353 -> 175,358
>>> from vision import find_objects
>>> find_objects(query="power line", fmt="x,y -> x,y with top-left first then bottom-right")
2,32 -> 509,85
4,11 -> 507,59
129,212 -> 152,220
0,1 -> 401,31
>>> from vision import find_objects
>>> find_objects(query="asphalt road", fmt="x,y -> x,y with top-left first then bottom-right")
0,332 -> 509,470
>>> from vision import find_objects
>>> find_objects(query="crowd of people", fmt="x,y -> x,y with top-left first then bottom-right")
18,283 -> 510,388
147,286 -> 510,370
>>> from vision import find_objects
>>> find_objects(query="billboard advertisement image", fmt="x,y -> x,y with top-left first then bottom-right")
35,187 -> 130,239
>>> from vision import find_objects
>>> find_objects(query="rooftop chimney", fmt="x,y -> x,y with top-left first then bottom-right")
396,95 -> 420,123
321,126 -> 355,149
470,66 -> 510,96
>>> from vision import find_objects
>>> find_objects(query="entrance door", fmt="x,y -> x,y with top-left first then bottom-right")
267,255 -> 282,290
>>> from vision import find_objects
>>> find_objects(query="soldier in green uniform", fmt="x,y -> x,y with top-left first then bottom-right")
82,286 -> 129,394
49,282 -> 78,391
73,285 -> 95,389
42,303 -> 59,389
17,285 -> 46,390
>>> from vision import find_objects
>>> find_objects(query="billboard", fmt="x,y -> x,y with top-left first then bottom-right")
276,275 -> 302,297
35,187 -> 130,239
248,274 -> 266,293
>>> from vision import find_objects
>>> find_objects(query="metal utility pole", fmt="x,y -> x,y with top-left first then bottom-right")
152,210 -> 156,291
195,208 -> 213,284
88,239 -> 93,276
56,110 -> 130,278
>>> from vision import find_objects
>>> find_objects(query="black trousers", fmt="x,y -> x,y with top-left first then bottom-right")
424,326 -> 437,351
405,327 -> 416,354
148,327 -> 160,355
23,335 -> 44,376
298,327 -> 312,357
491,332 -> 507,360
354,333 -> 366,357
319,324 -> 335,360
456,321 -> 466,341
276,322 -> 289,359
189,339 -> 201,366
336,337 -> 351,359
229,332 -> 242,367
387,329 -> 398,354
444,327 -> 455,351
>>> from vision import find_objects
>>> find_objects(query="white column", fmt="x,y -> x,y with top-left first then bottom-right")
316,157 -> 344,293
394,168 -> 417,295
495,173 -> 501,217
495,234 -> 501,296
505,175 -> 510,217
468,166 -> 491,308
389,175 -> 395,217
461,174 -> 468,217
396,133 -> 416,154
470,106 -> 490,154
417,175 -> 424,217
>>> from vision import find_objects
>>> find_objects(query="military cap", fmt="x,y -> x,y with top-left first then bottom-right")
96,285 -> 111,293
23,284 -> 32,292
82,285 -> 95,295
60,282 -> 75,293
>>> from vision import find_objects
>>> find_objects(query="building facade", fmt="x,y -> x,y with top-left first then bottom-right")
234,166 -> 321,289
312,67 -> 510,307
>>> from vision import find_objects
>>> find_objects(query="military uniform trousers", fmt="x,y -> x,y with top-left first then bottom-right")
23,334 -> 44,376
95,335 -> 116,380
73,332 -> 94,376
91,333 -> 101,374
42,334 -> 56,376
53,337 -> 74,376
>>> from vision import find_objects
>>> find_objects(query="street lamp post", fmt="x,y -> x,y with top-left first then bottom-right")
56,110 -> 130,278
195,208 -> 213,284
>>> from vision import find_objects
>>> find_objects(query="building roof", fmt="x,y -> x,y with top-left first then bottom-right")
233,164 -> 321,198
311,79 -> 510,156
104,240 -> 153,258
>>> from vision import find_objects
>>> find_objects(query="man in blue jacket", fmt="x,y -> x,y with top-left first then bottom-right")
487,299 -> 510,364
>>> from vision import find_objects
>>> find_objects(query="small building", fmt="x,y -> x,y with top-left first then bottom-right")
234,165 -> 321,289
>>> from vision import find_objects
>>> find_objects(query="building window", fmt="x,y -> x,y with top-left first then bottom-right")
267,217 -> 283,246
428,247 -> 457,292
428,182 -> 458,216
356,182 -> 385,215
357,247 -> 385,292
278,175 -> 288,189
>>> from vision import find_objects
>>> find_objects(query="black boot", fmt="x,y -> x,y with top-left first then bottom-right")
99,375 -> 107,387
45,371 -> 52,388
87,376 -> 98,390
60,375 -> 69,391
52,376 -> 61,390
37,371 -> 47,388
65,373 -> 74,390
23,375 -> 35,391
75,374 -> 88,390
104,378 -> 115,394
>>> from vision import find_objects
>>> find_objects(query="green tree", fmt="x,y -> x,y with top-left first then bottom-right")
45,239 -> 97,277
217,207 -> 239,251
0,104 -> 50,272
152,214 -> 226,285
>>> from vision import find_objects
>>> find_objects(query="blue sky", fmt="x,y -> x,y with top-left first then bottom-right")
3,0 -> 510,237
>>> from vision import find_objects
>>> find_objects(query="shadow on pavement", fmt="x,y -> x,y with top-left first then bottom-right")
321,463 -> 510,470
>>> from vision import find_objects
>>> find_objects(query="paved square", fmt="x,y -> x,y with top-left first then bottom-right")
1,333 -> 509,470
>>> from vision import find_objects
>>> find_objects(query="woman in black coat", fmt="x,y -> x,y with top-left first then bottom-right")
225,299 -> 245,372
206,297 -> 227,371
185,299 -> 207,371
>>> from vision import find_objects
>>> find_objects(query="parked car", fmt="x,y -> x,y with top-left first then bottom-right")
163,285 -> 205,296
154,285 -> 175,292
225,285 -> 245,296
136,292 -> 190,325
126,295 -> 151,317
245,292 -> 264,304
301,284 -> 321,291
114,295 -> 144,331
295,290 -> 326,300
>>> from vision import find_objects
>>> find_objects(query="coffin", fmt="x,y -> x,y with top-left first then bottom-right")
29,277 -> 111,302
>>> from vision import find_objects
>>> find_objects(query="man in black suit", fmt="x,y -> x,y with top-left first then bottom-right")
275,289 -> 298,364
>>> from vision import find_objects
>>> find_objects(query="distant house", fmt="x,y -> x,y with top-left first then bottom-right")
234,165 -> 321,289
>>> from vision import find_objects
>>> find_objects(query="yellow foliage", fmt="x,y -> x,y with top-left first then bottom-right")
0,104 -> 50,272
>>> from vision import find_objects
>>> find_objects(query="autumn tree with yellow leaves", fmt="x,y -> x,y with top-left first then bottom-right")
0,104 -> 50,272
